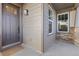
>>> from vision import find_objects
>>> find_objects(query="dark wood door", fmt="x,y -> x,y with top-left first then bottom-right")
2,4 -> 20,47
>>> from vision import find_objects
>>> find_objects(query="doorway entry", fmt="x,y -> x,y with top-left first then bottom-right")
2,4 -> 22,49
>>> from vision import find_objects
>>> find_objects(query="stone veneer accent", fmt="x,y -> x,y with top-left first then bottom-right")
56,27 -> 75,43
56,27 -> 79,46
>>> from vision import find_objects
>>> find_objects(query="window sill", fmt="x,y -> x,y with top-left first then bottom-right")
48,33 -> 53,36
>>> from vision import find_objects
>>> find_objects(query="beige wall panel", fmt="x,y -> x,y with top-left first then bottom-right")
70,10 -> 76,27
23,3 -> 43,52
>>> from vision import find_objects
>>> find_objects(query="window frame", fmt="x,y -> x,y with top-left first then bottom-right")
48,5 -> 54,35
48,5 -> 53,20
48,19 -> 54,35
57,12 -> 70,33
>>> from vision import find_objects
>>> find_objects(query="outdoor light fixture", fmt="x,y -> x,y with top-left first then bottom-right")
24,9 -> 29,15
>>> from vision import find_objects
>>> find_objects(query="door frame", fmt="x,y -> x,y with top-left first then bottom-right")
57,12 -> 70,33
1,3 -> 23,50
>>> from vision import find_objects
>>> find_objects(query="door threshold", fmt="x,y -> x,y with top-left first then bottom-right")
2,42 -> 21,49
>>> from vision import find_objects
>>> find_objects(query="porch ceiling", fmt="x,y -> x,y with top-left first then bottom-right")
52,3 -> 75,12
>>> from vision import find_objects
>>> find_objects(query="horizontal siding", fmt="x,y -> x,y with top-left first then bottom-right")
23,3 -> 43,52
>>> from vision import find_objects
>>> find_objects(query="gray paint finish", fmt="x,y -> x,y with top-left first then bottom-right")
43,4 -> 56,52
0,3 -> 56,52
0,3 -> 23,50
0,3 -> 2,49
2,4 -> 20,46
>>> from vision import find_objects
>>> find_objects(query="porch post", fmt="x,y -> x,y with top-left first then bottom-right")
74,6 -> 79,46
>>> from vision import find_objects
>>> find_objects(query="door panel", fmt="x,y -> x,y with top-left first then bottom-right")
2,4 -> 20,46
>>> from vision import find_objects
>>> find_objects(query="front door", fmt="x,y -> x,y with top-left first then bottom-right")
2,4 -> 20,48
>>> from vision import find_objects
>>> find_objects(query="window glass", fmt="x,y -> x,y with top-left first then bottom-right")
58,15 -> 62,21
48,9 -> 52,19
14,9 -> 17,15
58,24 -> 68,31
65,14 -> 68,21
6,5 -> 11,12
49,21 -> 52,33
62,14 -> 65,21
57,13 -> 69,32
58,15 -> 60,21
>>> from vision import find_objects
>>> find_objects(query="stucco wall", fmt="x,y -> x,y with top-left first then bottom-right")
43,4 -> 56,52
0,3 -> 2,47
23,3 -> 43,52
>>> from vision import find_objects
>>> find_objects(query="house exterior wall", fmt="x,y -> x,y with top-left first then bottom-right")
43,4 -> 56,52
57,9 -> 76,28
56,10 -> 76,42
0,3 -> 77,53
70,10 -> 76,27
23,3 -> 43,52
74,6 -> 79,45
69,10 -> 76,35
0,3 -> 2,48
76,6 -> 79,27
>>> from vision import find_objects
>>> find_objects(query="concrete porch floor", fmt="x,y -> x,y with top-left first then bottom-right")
13,39 -> 79,56
1,39 -> 79,56
43,40 -> 79,56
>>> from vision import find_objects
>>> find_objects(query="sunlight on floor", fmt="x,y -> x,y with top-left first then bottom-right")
0,45 -> 24,56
